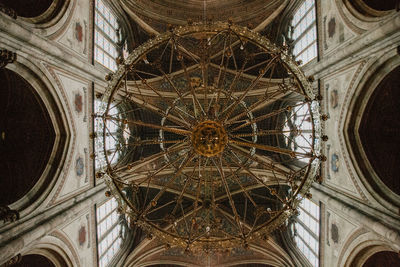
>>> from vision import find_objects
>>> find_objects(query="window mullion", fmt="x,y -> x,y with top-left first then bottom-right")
98,206 -> 118,225
95,8 -> 117,32
296,218 -> 318,240
295,40 -> 316,58
95,30 -> 118,56
292,4 -> 315,28
297,232 -> 318,257
95,25 -> 118,45
98,220 -> 120,244
299,205 -> 318,221
292,24 -> 315,47
95,44 -> 117,62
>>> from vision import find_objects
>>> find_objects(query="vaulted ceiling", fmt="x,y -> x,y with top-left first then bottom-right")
118,0 -> 288,34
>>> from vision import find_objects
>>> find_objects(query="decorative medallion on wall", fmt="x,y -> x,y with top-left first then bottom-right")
78,225 -> 86,246
331,153 -> 339,173
330,89 -> 338,109
74,93 -> 83,114
75,22 -> 83,42
75,156 -> 84,177
330,223 -> 339,244
62,17 -> 88,56
328,17 -> 336,38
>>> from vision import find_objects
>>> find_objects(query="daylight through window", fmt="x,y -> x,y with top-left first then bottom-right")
96,198 -> 123,267
294,198 -> 320,267
95,0 -> 119,71
291,0 -> 317,65
94,99 -> 123,170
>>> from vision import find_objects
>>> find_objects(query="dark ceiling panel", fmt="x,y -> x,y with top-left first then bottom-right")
0,69 -> 55,205
0,0 -> 54,18
359,66 -> 400,196
363,251 -> 400,267
12,254 -> 55,267
363,0 -> 398,11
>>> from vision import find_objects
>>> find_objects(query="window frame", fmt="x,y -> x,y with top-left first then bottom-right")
294,198 -> 320,267
290,0 -> 318,66
96,198 -> 124,267
94,0 -> 120,72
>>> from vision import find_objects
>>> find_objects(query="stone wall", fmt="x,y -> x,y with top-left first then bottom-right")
0,0 -> 109,265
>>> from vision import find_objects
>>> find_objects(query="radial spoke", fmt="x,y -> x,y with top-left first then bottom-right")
212,32 -> 230,114
131,71 -> 196,124
171,163 -> 198,215
112,141 -> 188,174
143,151 -> 195,214
201,52 -> 209,113
229,138 -> 313,158
122,92 -> 191,129
227,152 -> 284,208
225,150 -> 285,204
226,89 -> 290,125
158,68 -> 192,114
146,200 -> 175,215
228,144 -> 291,175
231,129 -> 293,138
135,153 -> 187,185
229,102 -> 305,132
179,59 -> 206,117
220,156 -> 258,207
188,160 -> 203,241
220,54 -> 280,122
213,157 -> 245,237
106,115 -> 191,136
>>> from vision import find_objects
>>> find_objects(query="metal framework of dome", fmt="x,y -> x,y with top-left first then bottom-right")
96,22 -> 322,253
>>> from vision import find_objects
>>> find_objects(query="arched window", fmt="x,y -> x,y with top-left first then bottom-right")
290,0 -> 317,65
94,0 -> 120,71
294,198 -> 320,267
96,198 -> 126,267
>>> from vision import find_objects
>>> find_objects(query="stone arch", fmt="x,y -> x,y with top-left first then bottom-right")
0,0 -> 75,39
344,52 -> 400,210
358,65 -> 400,196
334,0 -> 397,35
362,251 -> 400,266
0,68 -> 55,206
12,254 -> 56,267
126,240 -> 293,267
338,229 -> 400,267
347,0 -> 398,16
2,56 -> 70,217
0,0 -> 58,18
18,235 -> 77,267
140,262 -> 277,267
0,0 -> 71,24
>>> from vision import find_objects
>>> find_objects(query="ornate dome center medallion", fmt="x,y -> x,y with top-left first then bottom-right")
192,120 -> 227,157
97,22 -> 322,253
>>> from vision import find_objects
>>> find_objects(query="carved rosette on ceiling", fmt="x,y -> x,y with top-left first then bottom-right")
96,22 -> 323,253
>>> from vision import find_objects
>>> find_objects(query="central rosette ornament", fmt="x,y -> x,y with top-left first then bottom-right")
191,120 -> 228,157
